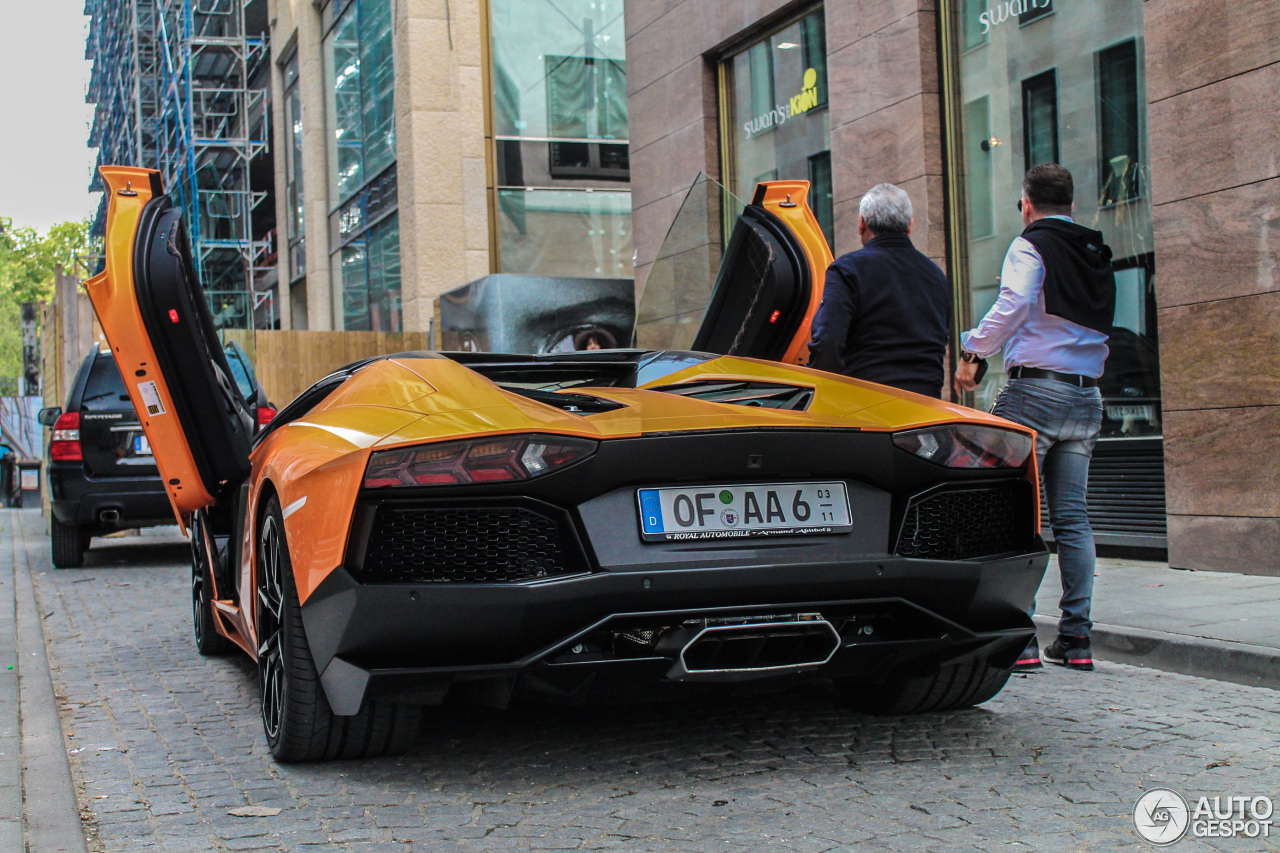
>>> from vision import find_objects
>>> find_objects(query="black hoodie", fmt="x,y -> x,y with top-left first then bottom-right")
1020,218 -> 1116,335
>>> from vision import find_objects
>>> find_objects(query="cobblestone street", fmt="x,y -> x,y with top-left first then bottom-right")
23,529 -> 1280,852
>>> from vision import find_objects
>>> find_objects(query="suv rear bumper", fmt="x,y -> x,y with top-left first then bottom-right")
48,461 -> 174,528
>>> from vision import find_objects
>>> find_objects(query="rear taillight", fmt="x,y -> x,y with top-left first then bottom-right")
893,424 -> 1033,469
256,406 -> 277,428
364,434 -> 597,488
50,412 -> 82,462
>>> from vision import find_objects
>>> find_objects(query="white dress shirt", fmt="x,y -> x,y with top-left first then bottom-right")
960,217 -> 1109,378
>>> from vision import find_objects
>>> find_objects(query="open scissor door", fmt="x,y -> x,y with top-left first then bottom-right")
692,181 -> 833,364
633,178 -> 832,365
86,166 -> 254,526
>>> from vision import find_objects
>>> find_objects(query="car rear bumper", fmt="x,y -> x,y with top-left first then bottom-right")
299,547 -> 1049,714
48,462 -> 174,527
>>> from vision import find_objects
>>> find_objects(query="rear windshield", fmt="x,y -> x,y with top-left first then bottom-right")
81,357 -> 132,411
223,347 -> 255,402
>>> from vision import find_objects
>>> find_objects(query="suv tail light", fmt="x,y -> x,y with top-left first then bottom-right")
256,406 -> 277,429
50,412 -> 83,462
364,434 -> 597,488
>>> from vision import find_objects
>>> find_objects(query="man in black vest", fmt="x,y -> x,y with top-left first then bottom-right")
955,163 -> 1116,674
807,183 -> 951,398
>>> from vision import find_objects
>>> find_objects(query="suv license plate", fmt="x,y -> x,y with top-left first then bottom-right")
637,482 -> 852,542
133,434 -> 152,455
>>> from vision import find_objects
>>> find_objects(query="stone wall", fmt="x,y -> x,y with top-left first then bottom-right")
393,0 -> 491,334
1147,0 -> 1280,573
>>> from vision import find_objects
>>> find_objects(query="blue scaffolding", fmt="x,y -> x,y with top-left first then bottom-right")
86,0 -> 272,328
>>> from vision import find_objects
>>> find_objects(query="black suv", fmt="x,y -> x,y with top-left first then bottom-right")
40,346 -> 274,568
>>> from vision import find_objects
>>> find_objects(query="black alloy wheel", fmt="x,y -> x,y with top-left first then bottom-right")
255,495 -> 421,762
257,505 -> 288,748
191,516 -> 233,655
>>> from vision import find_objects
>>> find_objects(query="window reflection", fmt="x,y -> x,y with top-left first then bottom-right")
496,189 -> 631,279
949,0 -> 1159,439
489,0 -> 632,280
324,0 -> 394,207
283,53 -> 306,283
338,214 -> 401,332
324,0 -> 399,331
491,0 -> 626,141
1098,40 -> 1141,205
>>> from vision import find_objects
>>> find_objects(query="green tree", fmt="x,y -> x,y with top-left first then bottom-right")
0,218 -> 97,383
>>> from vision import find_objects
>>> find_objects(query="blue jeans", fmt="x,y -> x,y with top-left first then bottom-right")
993,378 -> 1103,639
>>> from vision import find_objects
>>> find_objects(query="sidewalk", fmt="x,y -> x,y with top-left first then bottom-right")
1034,553 -> 1280,689
1,509 -> 87,853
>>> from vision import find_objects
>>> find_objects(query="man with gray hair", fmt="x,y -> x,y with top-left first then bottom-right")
807,183 -> 951,397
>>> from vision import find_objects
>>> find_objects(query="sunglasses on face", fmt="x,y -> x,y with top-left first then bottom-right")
1016,199 -> 1024,213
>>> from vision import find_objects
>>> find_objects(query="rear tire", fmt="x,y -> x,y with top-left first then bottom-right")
838,657 -> 1013,716
256,496 -> 420,762
51,518 -> 85,569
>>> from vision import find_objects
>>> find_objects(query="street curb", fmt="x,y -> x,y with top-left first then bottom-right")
1034,616 -> 1280,692
14,512 -> 88,853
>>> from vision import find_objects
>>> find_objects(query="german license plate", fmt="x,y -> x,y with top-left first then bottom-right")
133,434 -> 152,455
637,482 -> 852,542
1106,404 -> 1155,420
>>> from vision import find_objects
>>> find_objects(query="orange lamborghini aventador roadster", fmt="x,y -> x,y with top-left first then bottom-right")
86,166 -> 1049,762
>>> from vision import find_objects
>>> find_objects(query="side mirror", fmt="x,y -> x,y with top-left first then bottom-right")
37,407 -> 62,427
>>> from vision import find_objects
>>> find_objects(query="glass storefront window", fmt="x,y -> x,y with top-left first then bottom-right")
490,0 -> 627,142
947,0 -> 1159,439
323,0 -> 399,331
721,7 -> 831,242
496,189 -> 632,279
324,0 -> 395,207
1098,39 -> 1141,205
337,213 -> 401,332
489,0 -> 633,280
283,53 -> 306,282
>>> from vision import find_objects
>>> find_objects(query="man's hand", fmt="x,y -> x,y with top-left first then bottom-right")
954,358 -> 981,395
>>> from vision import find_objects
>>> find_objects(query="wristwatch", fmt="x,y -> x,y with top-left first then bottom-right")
959,349 -> 988,383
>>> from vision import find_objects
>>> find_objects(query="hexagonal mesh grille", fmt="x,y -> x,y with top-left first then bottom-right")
895,483 -> 1029,561
360,505 -> 579,583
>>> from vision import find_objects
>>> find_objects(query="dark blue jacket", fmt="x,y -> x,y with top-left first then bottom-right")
807,234 -> 951,398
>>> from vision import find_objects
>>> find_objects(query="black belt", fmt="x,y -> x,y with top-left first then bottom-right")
1008,366 -> 1098,387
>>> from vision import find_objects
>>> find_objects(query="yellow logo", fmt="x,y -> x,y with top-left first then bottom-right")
790,68 -> 820,116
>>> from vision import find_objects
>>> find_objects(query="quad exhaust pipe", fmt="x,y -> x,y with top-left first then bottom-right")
667,619 -> 841,681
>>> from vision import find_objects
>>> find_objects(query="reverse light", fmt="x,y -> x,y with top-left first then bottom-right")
50,412 -> 83,462
893,425 -> 1032,469
363,434 -> 597,488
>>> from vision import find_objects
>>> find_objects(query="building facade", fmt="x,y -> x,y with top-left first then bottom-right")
625,0 -> 1280,576
87,0 -> 275,329
267,0 -> 634,339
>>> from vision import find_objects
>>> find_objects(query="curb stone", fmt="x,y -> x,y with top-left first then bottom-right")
1035,616 -> 1280,691
9,511 -> 88,853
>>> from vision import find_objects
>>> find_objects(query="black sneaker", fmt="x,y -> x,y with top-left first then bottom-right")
1043,635 -> 1094,671
1013,638 -> 1042,672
